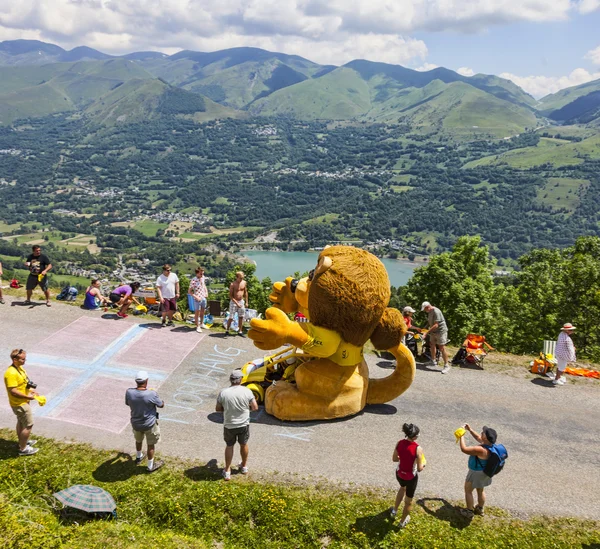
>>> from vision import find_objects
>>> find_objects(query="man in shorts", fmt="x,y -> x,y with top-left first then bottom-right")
156,264 -> 180,327
24,245 -> 53,307
4,349 -> 39,456
0,261 -> 5,304
125,371 -> 165,472
216,370 -> 258,480
459,424 -> 498,517
421,301 -> 451,374
225,271 -> 248,336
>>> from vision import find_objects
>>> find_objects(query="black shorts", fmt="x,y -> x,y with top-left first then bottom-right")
224,425 -> 250,447
109,292 -> 122,304
26,274 -> 48,292
396,473 -> 419,498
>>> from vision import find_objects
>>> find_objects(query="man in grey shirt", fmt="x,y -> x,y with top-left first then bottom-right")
421,301 -> 451,374
216,369 -> 258,480
125,370 -> 165,472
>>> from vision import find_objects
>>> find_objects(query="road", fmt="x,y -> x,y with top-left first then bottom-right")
0,295 -> 598,519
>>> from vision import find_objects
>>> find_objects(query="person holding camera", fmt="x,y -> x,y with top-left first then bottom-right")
4,349 -> 39,456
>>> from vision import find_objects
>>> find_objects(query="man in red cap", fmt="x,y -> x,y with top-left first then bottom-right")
553,323 -> 576,386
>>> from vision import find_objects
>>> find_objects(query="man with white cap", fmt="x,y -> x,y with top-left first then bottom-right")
216,369 -> 258,480
125,370 -> 165,472
553,323 -> 576,386
421,301 -> 451,374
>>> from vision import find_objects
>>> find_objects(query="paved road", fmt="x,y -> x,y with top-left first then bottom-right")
1,296 -> 599,519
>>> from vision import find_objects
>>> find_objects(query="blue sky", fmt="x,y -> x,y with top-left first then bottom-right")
0,0 -> 599,98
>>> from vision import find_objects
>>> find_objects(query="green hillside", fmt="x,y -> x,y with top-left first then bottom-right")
538,78 -> 600,113
251,67 -> 538,135
464,134 -> 600,168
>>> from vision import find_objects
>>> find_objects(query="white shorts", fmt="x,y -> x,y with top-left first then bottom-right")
556,358 -> 568,372
229,299 -> 245,319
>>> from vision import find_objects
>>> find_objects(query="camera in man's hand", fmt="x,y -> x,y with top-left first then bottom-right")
26,380 -> 37,390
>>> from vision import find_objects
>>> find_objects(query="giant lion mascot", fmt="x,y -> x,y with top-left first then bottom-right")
248,246 -> 415,421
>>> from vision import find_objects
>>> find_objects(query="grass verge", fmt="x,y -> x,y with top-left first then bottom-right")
0,430 -> 598,548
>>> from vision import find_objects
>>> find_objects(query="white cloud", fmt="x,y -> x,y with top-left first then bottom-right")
500,68 -> 600,99
0,0 -> 589,66
415,62 -> 439,72
585,45 -> 600,65
457,67 -> 475,76
576,0 -> 600,13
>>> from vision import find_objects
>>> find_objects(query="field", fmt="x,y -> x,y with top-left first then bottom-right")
463,135 -> 600,169
536,178 -> 590,213
132,220 -> 169,237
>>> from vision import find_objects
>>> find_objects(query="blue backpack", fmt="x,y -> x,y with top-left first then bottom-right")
479,443 -> 508,478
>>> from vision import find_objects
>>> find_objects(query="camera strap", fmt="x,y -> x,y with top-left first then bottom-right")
10,364 -> 29,385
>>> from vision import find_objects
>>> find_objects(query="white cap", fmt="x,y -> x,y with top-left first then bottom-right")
421,301 -> 431,311
135,370 -> 149,383
403,306 -> 416,314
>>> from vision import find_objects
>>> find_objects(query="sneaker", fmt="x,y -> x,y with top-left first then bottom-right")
117,312 -> 128,318
196,326 -> 202,333
166,320 -> 174,327
201,323 -> 210,329
19,446 -> 39,456
135,452 -> 146,464
148,459 -> 164,473
0,299 -> 5,304
161,319 -> 166,327
222,469 -> 231,481
474,505 -> 485,516
238,463 -> 248,474
224,331 -> 230,337
27,440 -> 37,447
389,507 -> 397,519
553,378 -> 566,386
400,515 -> 411,528
237,331 -> 245,338
46,301 -> 52,307
441,364 -> 451,374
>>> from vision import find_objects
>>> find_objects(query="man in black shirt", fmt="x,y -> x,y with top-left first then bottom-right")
24,245 -> 52,306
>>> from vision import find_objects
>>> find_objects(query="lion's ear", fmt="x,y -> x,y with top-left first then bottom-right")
370,308 -> 406,350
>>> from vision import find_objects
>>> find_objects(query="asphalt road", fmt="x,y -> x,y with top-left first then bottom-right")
1,296 -> 599,519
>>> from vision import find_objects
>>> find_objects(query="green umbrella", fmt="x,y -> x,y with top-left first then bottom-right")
54,485 -> 116,513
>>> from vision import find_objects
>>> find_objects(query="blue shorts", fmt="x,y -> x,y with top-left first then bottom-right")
195,298 -> 207,309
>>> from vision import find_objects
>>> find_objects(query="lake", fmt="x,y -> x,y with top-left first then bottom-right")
242,250 -> 417,288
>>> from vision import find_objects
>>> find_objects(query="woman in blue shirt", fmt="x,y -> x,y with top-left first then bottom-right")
459,424 -> 497,518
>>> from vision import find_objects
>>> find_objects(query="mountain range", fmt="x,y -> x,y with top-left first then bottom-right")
0,39 -> 599,133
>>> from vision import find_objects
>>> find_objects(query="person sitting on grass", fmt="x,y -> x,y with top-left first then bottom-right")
83,279 -> 111,310
459,424 -> 497,518
109,282 -> 141,318
390,422 -> 426,528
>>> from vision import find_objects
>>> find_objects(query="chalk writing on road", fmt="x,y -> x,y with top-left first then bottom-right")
274,427 -> 315,442
161,344 -> 246,423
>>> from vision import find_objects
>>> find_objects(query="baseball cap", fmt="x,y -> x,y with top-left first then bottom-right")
421,301 -> 431,311
230,369 -> 243,381
403,306 -> 416,314
135,370 -> 149,383
482,426 -> 497,444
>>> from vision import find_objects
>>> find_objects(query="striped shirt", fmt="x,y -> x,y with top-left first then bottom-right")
555,331 -> 576,362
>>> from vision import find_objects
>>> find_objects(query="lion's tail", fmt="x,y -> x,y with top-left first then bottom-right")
366,343 -> 416,405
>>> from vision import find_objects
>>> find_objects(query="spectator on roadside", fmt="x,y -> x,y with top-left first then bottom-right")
188,266 -> 209,333
4,349 -> 39,456
390,423 -> 425,528
109,282 -> 141,318
156,264 -> 180,328
24,245 -> 52,307
225,271 -> 248,336
125,371 -> 164,473
553,323 -> 577,386
459,424 -> 497,518
83,279 -> 110,310
0,261 -> 5,304
421,301 -> 451,374
215,369 -> 258,480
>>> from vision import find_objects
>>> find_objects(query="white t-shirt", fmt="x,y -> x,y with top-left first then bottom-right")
156,272 -> 179,299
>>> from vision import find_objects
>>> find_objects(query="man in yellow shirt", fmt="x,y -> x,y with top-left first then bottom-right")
4,349 -> 39,455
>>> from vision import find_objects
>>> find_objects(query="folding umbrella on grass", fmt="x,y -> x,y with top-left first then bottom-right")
54,485 -> 116,517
